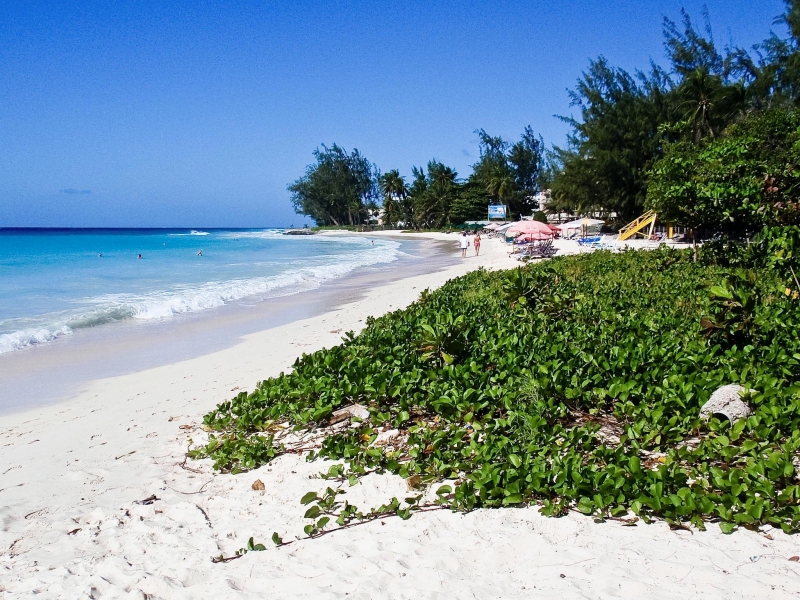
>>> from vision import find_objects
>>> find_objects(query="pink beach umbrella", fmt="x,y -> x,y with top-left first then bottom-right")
506,220 -> 553,241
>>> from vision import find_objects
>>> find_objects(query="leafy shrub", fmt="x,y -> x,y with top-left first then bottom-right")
700,270 -> 760,347
750,226 -> 800,289
193,248 -> 800,533
698,237 -> 751,269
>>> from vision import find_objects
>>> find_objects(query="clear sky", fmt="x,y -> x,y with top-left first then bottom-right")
0,0 -> 788,227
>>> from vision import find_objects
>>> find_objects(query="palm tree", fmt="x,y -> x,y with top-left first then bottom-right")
425,162 -> 458,228
379,170 -> 408,228
485,166 -> 515,214
678,68 -> 746,144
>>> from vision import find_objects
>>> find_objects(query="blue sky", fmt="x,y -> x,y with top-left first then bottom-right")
0,0 -> 788,227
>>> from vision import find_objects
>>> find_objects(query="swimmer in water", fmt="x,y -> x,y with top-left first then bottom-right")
197,250 -> 203,256
138,254 -> 143,259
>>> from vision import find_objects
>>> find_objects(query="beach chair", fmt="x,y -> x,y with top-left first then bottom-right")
597,234 -> 619,251
514,239 -> 558,261
533,239 -> 558,258
642,232 -> 666,249
577,235 -> 601,247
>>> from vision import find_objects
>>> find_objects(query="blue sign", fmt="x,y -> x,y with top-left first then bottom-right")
488,205 -> 506,220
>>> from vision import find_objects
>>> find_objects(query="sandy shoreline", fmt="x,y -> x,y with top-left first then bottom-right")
0,234 -> 453,414
1,233 -> 798,599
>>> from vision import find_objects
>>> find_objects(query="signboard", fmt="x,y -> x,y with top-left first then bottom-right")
488,205 -> 506,220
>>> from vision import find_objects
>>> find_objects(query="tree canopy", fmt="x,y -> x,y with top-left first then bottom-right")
470,127 -> 545,218
647,108 -> 800,235
288,3 -> 800,234
289,126 -> 544,228
288,144 -> 380,226
549,59 -> 672,224
548,1 -> 800,227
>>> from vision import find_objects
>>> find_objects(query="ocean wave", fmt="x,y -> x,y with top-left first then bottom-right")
0,239 -> 400,354
169,230 -> 210,236
0,326 -> 73,354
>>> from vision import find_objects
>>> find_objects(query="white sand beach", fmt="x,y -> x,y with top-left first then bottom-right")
1,233 -> 798,599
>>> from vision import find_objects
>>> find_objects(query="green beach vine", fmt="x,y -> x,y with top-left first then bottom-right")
191,246 -> 800,535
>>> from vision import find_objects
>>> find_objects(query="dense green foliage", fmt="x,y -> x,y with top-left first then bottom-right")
551,2 -> 800,226
288,4 -> 800,232
376,128 -> 546,229
292,126 -> 545,228
549,59 -> 672,223
288,144 -> 381,227
469,127 -> 546,219
194,248 -> 800,533
648,109 -> 800,236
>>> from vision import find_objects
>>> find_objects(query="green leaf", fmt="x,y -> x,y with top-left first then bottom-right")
719,522 -> 736,534
709,285 -> 733,299
304,506 -> 321,519
271,532 -> 283,546
577,497 -> 595,515
300,492 -> 318,505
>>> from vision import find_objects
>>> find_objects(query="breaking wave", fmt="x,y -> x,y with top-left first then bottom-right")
0,236 -> 400,354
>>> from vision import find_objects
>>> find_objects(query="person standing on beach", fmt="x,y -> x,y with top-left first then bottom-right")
474,232 -> 481,256
460,231 -> 470,258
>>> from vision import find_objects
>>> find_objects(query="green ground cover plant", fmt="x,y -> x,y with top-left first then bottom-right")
192,247 -> 800,534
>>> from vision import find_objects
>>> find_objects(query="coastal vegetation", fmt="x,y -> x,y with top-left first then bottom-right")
290,128 -> 546,229
287,144 -> 381,227
551,1 -> 800,228
290,2 -> 800,236
193,2 -> 800,539
193,243 -> 800,535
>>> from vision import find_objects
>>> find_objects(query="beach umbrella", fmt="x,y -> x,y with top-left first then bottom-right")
506,220 -> 553,241
556,217 -> 604,238
555,218 -> 604,230
546,223 -> 561,238
515,232 -> 549,243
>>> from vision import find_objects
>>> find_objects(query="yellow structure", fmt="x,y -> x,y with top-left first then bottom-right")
619,211 -> 657,241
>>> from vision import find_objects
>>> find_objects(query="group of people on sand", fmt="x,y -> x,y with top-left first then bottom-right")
460,231 -> 481,258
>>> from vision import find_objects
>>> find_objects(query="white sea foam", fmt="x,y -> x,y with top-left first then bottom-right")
0,326 -> 74,354
0,238 -> 400,354
168,230 -> 210,236
215,229 -> 283,239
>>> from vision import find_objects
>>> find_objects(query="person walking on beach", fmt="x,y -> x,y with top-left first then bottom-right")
460,231 -> 470,258
474,232 -> 481,256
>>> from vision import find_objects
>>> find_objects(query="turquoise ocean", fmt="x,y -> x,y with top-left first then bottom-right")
0,228 -> 401,355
